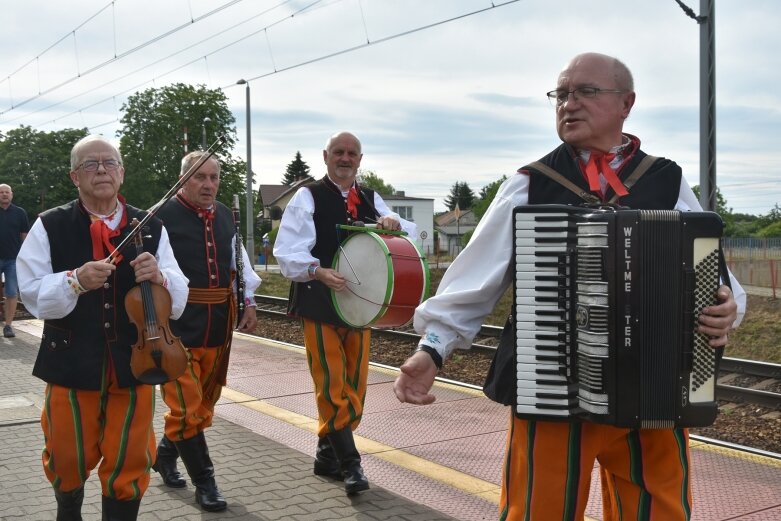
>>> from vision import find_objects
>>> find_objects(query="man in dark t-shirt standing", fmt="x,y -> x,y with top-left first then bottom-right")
0,183 -> 29,338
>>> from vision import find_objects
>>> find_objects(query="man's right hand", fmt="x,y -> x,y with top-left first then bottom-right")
313,266 -> 347,291
76,260 -> 117,290
393,351 -> 438,405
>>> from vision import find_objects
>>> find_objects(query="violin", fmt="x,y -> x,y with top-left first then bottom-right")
125,218 -> 188,384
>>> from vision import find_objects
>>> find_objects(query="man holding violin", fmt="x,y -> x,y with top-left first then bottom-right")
152,151 -> 260,512
17,134 -> 190,521
274,131 -> 415,495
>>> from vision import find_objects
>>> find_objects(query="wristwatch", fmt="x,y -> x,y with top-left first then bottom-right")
416,345 -> 443,369
308,264 -> 319,279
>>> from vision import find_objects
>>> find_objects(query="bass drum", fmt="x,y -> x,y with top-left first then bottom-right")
331,230 -> 429,328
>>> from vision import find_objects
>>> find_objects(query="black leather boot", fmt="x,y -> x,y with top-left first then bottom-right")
152,435 -> 187,488
313,436 -> 343,480
54,486 -> 84,521
327,428 -> 369,495
101,496 -> 140,521
175,432 -> 227,512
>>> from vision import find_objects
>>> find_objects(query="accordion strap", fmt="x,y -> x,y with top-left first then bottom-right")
607,155 -> 658,204
526,155 -> 658,204
526,161 -> 600,203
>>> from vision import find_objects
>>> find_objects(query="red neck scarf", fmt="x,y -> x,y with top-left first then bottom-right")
346,186 -> 361,219
88,203 -> 127,261
583,151 -> 628,197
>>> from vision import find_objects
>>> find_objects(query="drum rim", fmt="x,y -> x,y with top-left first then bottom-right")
330,231 -> 393,328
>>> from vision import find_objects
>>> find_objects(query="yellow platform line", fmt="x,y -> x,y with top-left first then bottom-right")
225,334 -> 603,519
220,385 -> 502,505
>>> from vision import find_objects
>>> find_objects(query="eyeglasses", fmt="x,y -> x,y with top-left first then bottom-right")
546,87 -> 626,106
77,159 -> 121,173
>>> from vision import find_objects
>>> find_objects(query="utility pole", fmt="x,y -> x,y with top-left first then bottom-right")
236,79 -> 254,259
699,0 -> 716,211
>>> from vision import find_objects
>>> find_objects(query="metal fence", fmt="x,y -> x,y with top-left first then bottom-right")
724,238 -> 780,294
723,237 -> 781,260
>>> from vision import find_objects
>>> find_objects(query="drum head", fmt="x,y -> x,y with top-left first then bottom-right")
331,232 -> 393,328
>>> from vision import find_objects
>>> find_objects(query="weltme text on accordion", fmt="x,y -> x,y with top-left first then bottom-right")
513,205 -> 723,429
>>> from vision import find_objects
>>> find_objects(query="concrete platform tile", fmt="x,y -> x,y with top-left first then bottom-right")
358,393 -> 508,449
228,369 -> 315,399
401,431 -> 506,484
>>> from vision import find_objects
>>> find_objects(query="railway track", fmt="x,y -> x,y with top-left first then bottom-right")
253,294 -> 781,410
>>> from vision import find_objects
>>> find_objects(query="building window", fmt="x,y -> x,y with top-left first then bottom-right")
392,206 -> 414,221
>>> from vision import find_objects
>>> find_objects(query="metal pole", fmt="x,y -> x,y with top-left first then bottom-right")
699,0 -> 716,211
201,116 -> 211,149
237,79 -> 255,260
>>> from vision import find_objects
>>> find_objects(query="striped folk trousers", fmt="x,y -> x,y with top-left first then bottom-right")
160,346 -> 222,441
41,371 -> 156,500
500,413 -> 693,521
301,318 -> 370,437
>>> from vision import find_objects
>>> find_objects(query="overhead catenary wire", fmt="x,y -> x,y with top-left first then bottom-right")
0,0 -> 303,126
0,0 -> 246,116
5,0 -> 524,132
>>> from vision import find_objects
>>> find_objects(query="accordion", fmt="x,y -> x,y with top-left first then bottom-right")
513,205 -> 724,428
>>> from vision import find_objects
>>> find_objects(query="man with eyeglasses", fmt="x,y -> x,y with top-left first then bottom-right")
0,183 -> 29,338
17,134 -> 189,521
394,52 -> 746,520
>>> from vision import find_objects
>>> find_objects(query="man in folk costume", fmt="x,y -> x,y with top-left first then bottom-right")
152,151 -> 260,512
17,135 -> 189,521
274,131 -> 416,495
394,53 -> 746,520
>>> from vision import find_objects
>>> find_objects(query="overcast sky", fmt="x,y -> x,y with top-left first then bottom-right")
0,0 -> 778,214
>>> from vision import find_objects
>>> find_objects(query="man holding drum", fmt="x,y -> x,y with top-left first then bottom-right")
393,53 -> 746,520
274,131 -> 416,495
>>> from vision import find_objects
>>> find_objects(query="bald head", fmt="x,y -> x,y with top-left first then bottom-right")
70,135 -> 123,171
323,131 -> 363,190
324,131 -> 362,154
554,52 -> 636,152
562,52 -> 634,92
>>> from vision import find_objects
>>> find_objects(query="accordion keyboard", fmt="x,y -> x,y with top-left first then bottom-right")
513,211 -> 578,416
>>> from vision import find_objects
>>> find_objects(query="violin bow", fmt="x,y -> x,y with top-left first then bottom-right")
105,135 -> 229,264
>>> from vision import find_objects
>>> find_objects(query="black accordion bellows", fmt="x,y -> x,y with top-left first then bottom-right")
513,204 -> 723,428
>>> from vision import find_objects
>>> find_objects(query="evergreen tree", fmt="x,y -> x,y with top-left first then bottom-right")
281,151 -> 312,185
443,181 -> 476,211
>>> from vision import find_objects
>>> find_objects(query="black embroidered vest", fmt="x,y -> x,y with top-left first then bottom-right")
157,196 -> 235,348
34,200 -> 162,390
287,176 -> 377,327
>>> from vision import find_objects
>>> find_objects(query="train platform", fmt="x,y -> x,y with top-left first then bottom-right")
2,319 -> 780,520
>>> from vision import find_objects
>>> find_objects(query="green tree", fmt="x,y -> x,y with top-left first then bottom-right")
692,185 -> 738,236
117,83 -> 242,212
281,151 -> 312,185
0,125 -> 88,220
357,170 -> 395,195
471,176 -> 507,220
756,221 -> 781,237
444,182 -> 476,211
755,204 -> 781,228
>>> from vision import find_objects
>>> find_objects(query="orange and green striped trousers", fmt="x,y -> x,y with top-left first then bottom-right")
41,368 -> 156,500
160,346 -> 222,441
302,318 -> 370,437
500,413 -> 693,520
